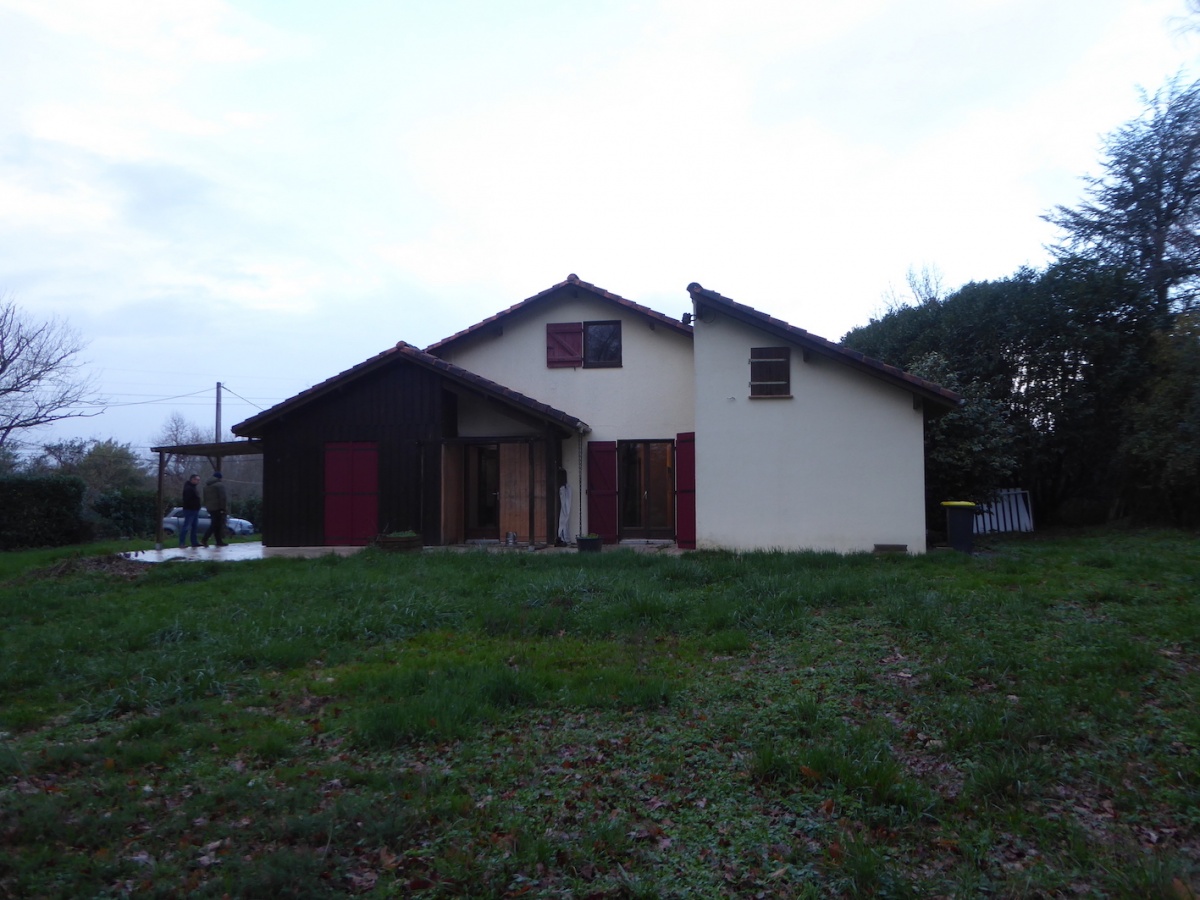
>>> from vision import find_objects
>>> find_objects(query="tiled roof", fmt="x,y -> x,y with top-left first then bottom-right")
233,341 -> 590,436
425,273 -> 692,355
687,283 -> 963,410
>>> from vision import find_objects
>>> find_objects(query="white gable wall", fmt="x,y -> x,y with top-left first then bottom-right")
693,308 -> 928,553
436,294 -> 695,535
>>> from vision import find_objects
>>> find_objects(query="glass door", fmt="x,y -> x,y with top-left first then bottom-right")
618,440 -> 675,539
465,444 -> 499,539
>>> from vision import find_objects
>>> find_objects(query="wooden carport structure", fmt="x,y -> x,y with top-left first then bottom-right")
148,440 -> 264,549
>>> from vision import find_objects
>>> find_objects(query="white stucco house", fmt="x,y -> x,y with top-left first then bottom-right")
233,274 -> 960,553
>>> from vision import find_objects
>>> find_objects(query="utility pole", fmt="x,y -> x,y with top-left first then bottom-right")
214,382 -> 223,474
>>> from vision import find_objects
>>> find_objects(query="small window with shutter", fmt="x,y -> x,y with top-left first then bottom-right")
547,321 -> 622,368
749,347 -> 791,397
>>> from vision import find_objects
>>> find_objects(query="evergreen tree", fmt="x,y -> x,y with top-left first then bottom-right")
1046,75 -> 1200,314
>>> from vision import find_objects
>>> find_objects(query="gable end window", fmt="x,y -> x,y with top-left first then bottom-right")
749,347 -> 791,397
547,321 -> 622,368
584,321 -> 621,368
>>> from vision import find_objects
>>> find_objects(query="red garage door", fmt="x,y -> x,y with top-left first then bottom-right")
324,442 -> 379,545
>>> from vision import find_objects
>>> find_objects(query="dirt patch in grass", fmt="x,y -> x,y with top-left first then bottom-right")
33,554 -> 151,581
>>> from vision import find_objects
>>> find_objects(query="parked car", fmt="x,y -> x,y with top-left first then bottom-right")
161,507 -> 255,537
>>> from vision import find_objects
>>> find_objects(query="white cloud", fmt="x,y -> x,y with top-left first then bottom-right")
0,0 -> 272,64
2,0 -> 1198,445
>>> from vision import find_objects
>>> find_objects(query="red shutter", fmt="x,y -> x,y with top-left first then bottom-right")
586,440 -> 618,543
675,432 -> 696,549
324,442 -> 379,545
547,322 -> 583,367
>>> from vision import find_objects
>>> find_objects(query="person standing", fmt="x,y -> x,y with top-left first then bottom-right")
179,473 -> 202,548
202,471 -> 229,548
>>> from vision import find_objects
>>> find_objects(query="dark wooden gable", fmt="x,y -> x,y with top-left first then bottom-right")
258,361 -> 444,547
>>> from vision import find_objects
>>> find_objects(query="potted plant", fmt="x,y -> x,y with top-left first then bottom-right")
576,533 -> 602,553
373,530 -> 423,552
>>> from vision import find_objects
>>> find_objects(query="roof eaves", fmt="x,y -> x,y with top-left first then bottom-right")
687,283 -> 962,409
233,346 -> 403,434
395,343 -> 591,434
425,273 -> 692,355
233,342 -> 591,436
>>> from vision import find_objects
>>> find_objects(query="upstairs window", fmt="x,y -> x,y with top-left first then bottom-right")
749,347 -> 791,397
584,321 -> 621,367
547,321 -> 622,368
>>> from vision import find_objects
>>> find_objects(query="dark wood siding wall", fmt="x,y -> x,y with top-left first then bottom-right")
259,363 -> 444,547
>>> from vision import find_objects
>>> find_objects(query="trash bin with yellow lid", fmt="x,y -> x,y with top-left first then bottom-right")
941,501 -> 976,553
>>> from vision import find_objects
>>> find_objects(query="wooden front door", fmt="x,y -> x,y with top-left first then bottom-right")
619,440 -> 675,540
587,441 -> 618,543
465,444 -> 500,540
675,432 -> 696,549
324,441 -> 379,545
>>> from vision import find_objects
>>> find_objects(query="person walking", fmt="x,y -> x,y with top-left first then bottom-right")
202,471 -> 229,548
179,473 -> 202,548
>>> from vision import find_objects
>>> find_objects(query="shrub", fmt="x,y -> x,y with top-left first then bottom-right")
0,475 -> 85,548
91,488 -> 159,539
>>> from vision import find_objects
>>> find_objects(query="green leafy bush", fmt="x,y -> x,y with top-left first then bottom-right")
91,487 -> 158,539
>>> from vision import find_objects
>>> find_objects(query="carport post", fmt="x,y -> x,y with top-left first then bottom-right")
155,451 -> 165,550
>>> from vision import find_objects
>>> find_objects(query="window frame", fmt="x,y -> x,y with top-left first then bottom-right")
583,320 -> 622,369
546,320 -> 624,369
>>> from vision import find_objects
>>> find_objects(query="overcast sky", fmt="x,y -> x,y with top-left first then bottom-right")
2,0 -> 1198,456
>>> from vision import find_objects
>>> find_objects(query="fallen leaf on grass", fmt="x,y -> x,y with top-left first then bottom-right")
1170,877 -> 1197,899
347,870 -> 377,892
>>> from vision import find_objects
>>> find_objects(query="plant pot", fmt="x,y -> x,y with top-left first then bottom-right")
373,534 -> 422,552
576,535 -> 602,553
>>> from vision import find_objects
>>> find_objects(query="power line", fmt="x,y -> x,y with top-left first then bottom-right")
57,392 -> 288,413
93,388 -> 214,409
220,384 -> 266,412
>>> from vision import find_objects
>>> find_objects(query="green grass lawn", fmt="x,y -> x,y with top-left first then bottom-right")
1,531 -> 1198,898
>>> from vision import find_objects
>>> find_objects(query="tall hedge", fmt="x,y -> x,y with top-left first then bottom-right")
91,488 -> 159,539
0,475 -> 86,549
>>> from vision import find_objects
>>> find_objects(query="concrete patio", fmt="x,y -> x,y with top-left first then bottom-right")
120,542 -> 363,564
120,539 -> 681,564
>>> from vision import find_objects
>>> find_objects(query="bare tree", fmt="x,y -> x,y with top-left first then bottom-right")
878,264 -> 947,316
153,412 -> 210,478
1175,1 -> 1200,32
0,295 -> 102,449
151,415 -> 263,518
